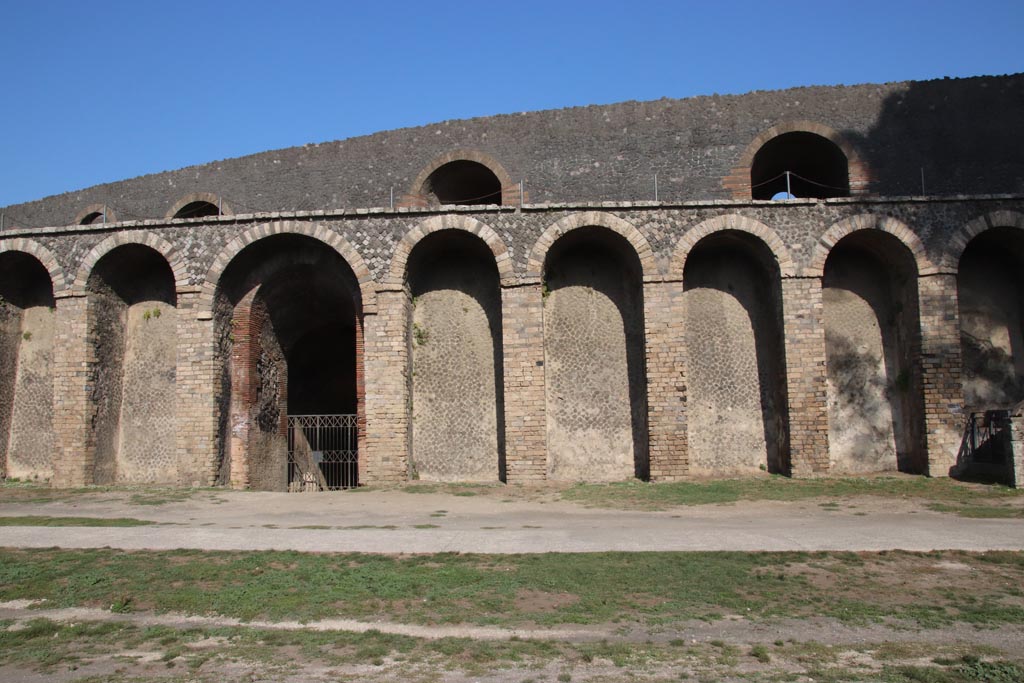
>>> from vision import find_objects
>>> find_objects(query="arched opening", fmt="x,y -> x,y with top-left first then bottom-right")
823,232 -> 925,473
958,227 -> 1024,409
0,252 -> 56,481
406,230 -> 505,481
174,201 -> 220,219
543,227 -> 648,481
683,231 -> 789,474
80,212 -> 105,225
422,160 -> 502,206
751,132 -> 850,200
86,245 -> 178,484
215,234 -> 362,491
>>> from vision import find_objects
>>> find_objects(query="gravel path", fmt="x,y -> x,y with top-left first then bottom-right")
1,488 -> 1023,553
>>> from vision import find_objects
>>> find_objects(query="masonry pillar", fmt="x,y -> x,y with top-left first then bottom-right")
175,291 -> 220,486
917,273 -> 965,476
501,282 -> 547,482
1009,410 -> 1024,488
643,278 -> 689,480
51,295 -> 92,487
780,277 -> 830,476
361,288 -> 410,484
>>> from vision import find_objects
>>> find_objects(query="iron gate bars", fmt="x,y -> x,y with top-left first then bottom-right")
287,414 -> 358,491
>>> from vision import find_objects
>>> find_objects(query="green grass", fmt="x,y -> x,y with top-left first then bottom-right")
560,475 -> 1024,510
926,503 -> 1024,518
0,516 -> 156,527
1,548 -> 1022,630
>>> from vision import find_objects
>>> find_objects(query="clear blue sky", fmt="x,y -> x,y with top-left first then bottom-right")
2,0 -> 1022,207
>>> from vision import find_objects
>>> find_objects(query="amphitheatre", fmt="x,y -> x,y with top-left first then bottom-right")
0,73 -> 1022,491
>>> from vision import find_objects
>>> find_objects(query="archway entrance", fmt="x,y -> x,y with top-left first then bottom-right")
0,252 -> 56,481
682,231 -> 789,475
823,232 -> 925,474
958,227 -> 1024,409
542,227 -> 649,481
215,235 -> 362,491
86,245 -> 178,484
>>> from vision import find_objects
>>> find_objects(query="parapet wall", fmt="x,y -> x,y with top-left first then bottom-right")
3,75 -> 1023,229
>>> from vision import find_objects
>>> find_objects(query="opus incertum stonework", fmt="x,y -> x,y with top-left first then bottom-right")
2,74 -> 1023,490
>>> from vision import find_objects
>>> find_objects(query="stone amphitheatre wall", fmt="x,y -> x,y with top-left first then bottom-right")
0,197 -> 1020,488
0,74 -> 1023,488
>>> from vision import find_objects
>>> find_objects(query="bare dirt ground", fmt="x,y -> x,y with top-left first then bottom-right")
1,483 -> 1024,553
2,482 -> 1023,681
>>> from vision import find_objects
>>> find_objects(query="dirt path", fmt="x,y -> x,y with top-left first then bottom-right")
4,599 -> 1023,651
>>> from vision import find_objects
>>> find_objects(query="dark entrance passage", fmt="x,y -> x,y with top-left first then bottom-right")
216,235 -> 362,491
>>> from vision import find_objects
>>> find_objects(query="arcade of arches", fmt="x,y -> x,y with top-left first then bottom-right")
1,213 -> 1023,489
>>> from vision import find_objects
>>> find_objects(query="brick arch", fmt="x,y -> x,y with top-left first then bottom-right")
951,210 -> 1024,267
404,149 -> 517,207
166,192 -> 234,219
0,238 -> 67,294
198,220 -> 376,316
72,231 -> 186,295
671,214 -> 796,278
527,212 -> 656,280
723,120 -> 871,199
807,214 -> 936,277
74,203 -> 117,225
386,214 -> 513,286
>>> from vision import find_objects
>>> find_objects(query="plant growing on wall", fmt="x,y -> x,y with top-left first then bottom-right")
413,322 -> 429,346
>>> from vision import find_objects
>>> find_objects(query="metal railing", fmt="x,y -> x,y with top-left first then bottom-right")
287,414 -> 358,491
957,409 -> 1012,471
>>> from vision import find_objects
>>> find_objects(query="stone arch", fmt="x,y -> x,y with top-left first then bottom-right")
821,225 -> 927,474
406,149 -> 516,207
951,210 -> 1024,267
74,204 -> 118,226
0,238 -> 66,294
166,192 -> 234,220
541,221 -> 650,481
680,218 -> 791,475
199,221 -> 375,316
405,226 -> 507,482
955,210 -> 1024,410
808,215 -> 937,277
723,120 -> 871,199
671,214 -> 795,279
387,215 -> 513,286
528,212 -> 656,280
73,231 -> 186,296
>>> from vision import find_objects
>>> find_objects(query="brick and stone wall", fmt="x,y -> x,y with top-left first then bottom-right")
2,171 -> 1024,488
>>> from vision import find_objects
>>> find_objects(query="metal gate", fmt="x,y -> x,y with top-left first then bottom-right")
287,414 -> 358,491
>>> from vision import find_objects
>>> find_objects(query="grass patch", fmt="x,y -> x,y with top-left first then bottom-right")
927,503 -> 1024,518
1,548 -> 1022,630
0,516 -> 155,527
561,475 -> 1024,510
127,489 -> 198,506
